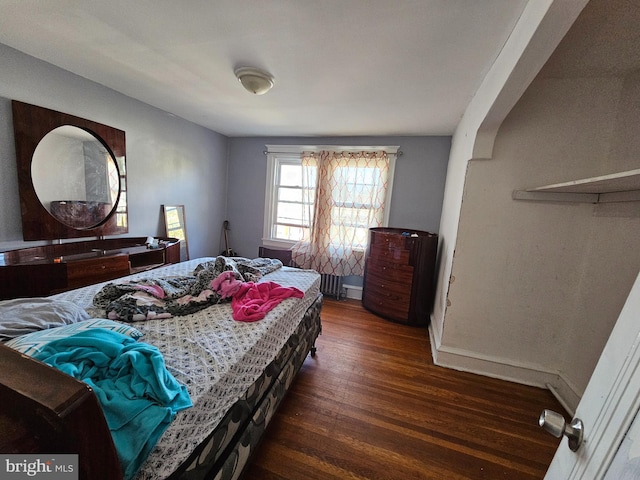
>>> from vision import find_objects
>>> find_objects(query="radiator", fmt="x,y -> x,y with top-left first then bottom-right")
258,246 -> 296,266
258,247 -> 344,298
320,274 -> 345,299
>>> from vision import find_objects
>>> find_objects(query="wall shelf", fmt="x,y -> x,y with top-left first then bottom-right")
513,168 -> 640,203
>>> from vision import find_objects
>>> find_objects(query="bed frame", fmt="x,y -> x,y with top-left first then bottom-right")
0,341 -> 123,479
0,293 -> 322,480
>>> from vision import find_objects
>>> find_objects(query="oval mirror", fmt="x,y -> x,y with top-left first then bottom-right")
31,126 -> 120,229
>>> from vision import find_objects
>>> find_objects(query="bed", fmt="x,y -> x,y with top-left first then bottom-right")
0,256 -> 322,480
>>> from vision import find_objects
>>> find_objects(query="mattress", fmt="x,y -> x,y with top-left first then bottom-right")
49,257 -> 321,479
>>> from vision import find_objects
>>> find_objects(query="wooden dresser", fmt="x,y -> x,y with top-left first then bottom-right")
362,227 -> 438,326
0,237 -> 180,300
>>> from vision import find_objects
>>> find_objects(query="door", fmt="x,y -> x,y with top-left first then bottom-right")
544,271 -> 640,479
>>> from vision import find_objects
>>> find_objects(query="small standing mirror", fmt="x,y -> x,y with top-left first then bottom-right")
163,205 -> 189,261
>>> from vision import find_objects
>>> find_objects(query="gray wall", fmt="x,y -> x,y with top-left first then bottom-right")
0,43 -> 228,258
225,136 -> 451,259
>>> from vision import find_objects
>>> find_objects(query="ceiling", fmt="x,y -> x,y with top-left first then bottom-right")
0,1 -> 531,137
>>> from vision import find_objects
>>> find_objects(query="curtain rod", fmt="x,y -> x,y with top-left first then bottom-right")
263,149 -> 403,156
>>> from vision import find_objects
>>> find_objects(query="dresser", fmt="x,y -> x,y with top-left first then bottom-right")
362,227 -> 438,326
0,237 -> 180,300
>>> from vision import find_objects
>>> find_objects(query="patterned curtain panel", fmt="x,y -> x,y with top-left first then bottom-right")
291,150 -> 390,276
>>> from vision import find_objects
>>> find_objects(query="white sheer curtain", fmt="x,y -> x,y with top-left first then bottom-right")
291,150 -> 390,276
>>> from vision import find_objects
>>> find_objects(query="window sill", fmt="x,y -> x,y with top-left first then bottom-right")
262,239 -> 367,253
261,238 -> 296,249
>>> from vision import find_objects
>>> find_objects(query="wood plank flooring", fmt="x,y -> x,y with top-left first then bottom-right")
241,298 -> 566,480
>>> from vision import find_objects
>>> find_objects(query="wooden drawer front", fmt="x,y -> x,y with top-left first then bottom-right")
369,243 -> 410,264
129,248 -> 165,271
66,255 -> 130,288
363,286 -> 410,322
371,231 -> 409,249
364,270 -> 412,304
364,264 -> 412,322
0,264 -> 67,300
366,258 -> 413,283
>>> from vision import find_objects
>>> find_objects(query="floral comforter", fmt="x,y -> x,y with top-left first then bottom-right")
92,256 -> 283,322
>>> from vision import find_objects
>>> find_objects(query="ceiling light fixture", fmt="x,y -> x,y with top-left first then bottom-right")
234,67 -> 274,95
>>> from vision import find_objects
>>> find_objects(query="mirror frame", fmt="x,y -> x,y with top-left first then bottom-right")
12,100 -> 128,240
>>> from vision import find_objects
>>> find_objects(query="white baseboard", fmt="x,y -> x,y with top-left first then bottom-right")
428,324 -> 581,414
343,284 -> 362,300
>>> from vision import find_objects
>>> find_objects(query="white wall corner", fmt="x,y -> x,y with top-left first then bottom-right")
546,374 -> 582,416
428,312 -> 443,361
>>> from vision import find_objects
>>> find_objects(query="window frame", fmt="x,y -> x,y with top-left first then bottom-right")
262,144 -> 398,248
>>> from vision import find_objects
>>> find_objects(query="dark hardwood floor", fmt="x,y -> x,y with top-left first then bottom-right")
242,298 -> 565,480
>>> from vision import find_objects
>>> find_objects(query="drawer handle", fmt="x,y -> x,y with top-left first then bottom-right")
101,265 -> 106,269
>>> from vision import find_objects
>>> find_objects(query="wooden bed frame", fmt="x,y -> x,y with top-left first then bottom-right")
0,342 -> 123,479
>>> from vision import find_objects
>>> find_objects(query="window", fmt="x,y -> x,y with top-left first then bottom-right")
263,145 -> 397,252
271,156 -> 316,242
325,159 -> 389,250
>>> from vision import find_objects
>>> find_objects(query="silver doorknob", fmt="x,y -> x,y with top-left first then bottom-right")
539,409 -> 584,451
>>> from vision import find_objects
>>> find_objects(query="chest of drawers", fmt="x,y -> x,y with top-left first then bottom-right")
362,227 -> 438,326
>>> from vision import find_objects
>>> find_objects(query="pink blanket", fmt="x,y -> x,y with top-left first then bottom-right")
231,281 -> 303,322
210,270 -> 304,321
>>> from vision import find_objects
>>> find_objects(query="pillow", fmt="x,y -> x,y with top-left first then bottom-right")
0,298 -> 91,341
5,318 -> 144,356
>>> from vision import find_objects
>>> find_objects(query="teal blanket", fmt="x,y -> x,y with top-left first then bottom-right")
33,328 -> 192,480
